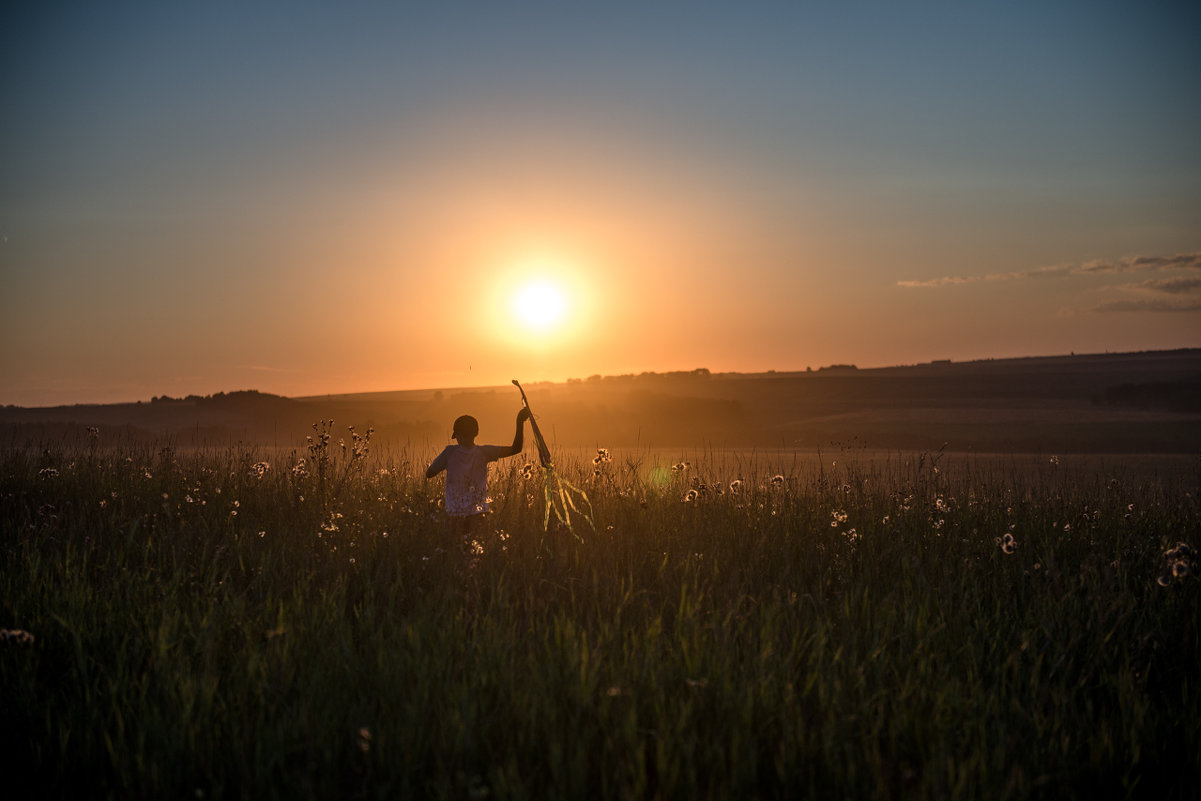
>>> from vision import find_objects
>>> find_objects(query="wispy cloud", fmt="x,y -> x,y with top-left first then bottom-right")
1087,263 -> 1201,313
898,252 -> 1201,290
1126,276 -> 1201,295
1092,298 -> 1201,313
896,264 -> 1072,288
1078,253 -> 1201,273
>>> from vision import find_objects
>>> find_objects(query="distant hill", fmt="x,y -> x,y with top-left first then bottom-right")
3,349 -> 1199,453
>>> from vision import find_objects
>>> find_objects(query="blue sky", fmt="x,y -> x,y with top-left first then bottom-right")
2,1 -> 1199,404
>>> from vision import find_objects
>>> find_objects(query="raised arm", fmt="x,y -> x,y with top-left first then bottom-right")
501,408 -> 531,457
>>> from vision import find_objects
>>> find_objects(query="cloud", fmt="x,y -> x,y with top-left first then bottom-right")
1078,253 -> 1201,273
1129,276 -> 1201,295
896,264 -> 1072,288
1091,298 -> 1201,313
898,252 -> 1201,289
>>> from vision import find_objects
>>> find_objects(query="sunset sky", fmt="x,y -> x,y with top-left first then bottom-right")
2,1 -> 1199,406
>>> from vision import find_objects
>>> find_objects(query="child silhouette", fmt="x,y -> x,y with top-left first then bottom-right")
425,408 -> 531,521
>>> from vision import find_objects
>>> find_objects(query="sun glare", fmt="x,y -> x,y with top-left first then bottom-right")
512,280 -> 568,331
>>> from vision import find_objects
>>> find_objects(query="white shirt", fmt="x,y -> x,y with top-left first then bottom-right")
429,444 -> 509,517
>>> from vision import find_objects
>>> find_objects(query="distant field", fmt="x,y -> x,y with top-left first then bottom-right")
3,433 -> 1198,798
2,349 -> 1199,453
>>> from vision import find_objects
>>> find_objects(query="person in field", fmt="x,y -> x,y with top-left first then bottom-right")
425,408 -> 531,525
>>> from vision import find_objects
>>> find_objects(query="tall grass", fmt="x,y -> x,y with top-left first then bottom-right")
2,434 -> 1198,799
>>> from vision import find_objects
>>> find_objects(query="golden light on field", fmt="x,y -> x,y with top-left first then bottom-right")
512,279 -> 568,332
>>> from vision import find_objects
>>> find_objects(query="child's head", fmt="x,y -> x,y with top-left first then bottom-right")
452,415 -> 479,443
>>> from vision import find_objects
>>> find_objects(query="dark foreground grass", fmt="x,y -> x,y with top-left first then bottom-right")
2,437 -> 1199,799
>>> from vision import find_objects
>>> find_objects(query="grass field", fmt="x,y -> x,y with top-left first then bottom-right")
2,430 -> 1198,799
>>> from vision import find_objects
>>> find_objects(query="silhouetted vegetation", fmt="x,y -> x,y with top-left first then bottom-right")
3,439 -> 1197,799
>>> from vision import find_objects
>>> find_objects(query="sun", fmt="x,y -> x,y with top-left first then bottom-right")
512,279 -> 568,331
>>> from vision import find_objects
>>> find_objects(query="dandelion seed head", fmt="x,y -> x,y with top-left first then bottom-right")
0,628 -> 35,646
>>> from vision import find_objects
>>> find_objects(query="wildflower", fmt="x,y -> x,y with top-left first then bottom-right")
830,509 -> 848,527
0,629 -> 34,646
1049,455 -> 1060,465
683,489 -> 698,503
1163,542 -> 1193,583
771,474 -> 785,486
37,467 -> 59,479
729,479 -> 742,494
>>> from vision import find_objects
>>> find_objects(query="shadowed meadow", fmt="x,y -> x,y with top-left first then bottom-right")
2,422 -> 1199,798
